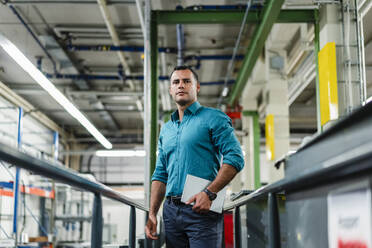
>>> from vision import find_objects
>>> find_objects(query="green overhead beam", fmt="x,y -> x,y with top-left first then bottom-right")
155,9 -> 315,25
228,0 -> 285,106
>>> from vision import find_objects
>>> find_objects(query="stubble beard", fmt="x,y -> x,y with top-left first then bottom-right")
175,98 -> 192,106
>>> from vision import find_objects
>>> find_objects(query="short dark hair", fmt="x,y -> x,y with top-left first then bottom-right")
169,65 -> 199,83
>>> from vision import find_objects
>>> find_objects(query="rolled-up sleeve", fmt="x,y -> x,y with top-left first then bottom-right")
210,111 -> 244,172
151,131 -> 168,184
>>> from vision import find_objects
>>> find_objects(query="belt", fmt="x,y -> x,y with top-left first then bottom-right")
166,196 -> 184,205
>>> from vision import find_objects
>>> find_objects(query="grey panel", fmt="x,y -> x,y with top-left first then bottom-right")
286,176 -> 372,248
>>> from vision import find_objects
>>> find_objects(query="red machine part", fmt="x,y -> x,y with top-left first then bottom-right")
224,211 -> 234,248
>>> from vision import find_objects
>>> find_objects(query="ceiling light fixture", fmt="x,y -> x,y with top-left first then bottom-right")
0,34 -> 112,149
222,87 -> 229,97
95,149 -> 146,157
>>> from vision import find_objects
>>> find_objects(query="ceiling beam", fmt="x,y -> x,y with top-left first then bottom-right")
227,0 -> 287,106
155,9 -> 315,25
0,79 -> 72,142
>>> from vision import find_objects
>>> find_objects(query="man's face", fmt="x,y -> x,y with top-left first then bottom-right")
169,69 -> 200,106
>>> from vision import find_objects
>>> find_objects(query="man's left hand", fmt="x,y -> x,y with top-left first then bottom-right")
186,191 -> 211,213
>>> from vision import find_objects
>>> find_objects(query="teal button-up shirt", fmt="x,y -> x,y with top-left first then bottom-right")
152,101 -> 244,196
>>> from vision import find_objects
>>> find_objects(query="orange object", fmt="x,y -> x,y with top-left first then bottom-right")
0,188 -> 13,197
0,183 -> 54,199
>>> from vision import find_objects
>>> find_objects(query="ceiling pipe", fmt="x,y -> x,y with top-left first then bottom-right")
43,73 -> 236,85
7,5 -> 120,132
160,39 -> 172,111
184,3 -> 264,10
176,23 -> 185,66
218,0 -> 253,107
96,0 -> 135,90
134,0 -> 145,36
8,5 -> 57,73
227,0 -> 286,106
67,44 -> 176,53
5,0 -> 135,4
96,0 -> 144,120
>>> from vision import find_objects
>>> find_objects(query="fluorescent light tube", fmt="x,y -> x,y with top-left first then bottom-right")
96,150 -> 146,157
222,87 -> 229,97
0,34 -> 112,149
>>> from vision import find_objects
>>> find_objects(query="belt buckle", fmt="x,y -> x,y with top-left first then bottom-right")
170,196 -> 182,205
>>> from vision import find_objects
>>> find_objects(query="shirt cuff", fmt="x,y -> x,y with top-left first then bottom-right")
151,175 -> 167,184
223,157 -> 244,172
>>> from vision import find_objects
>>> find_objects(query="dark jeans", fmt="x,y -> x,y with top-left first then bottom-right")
163,199 -> 223,248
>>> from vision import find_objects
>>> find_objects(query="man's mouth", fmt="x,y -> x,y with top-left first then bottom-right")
177,92 -> 187,95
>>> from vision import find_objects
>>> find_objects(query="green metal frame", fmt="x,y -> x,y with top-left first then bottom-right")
149,6 -> 318,179
155,9 -> 316,25
150,11 -> 158,176
314,10 -> 322,133
243,111 -> 261,189
228,0 -> 286,106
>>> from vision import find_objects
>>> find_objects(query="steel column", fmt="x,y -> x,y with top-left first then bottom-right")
91,193 -> 103,248
268,193 -> 280,248
314,10 -> 322,133
243,111 -> 261,189
12,107 -> 22,246
228,0 -> 285,106
143,0 -> 151,207
144,212 -> 151,248
129,206 -> 136,248
150,11 -> 159,179
50,131 -> 59,245
156,10 -> 315,24
234,206 -> 241,248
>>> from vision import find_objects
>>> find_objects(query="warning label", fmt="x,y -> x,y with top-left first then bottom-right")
328,183 -> 372,248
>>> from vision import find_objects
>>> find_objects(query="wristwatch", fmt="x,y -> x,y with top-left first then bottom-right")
203,188 -> 217,201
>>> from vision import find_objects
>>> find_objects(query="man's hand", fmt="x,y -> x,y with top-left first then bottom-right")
186,191 -> 212,213
145,214 -> 158,240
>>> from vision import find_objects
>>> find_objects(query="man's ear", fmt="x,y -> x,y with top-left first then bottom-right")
197,82 -> 201,93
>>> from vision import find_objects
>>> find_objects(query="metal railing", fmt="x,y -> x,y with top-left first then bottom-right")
224,101 -> 372,248
0,142 -> 151,248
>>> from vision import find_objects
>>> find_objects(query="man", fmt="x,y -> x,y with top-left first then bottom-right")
145,65 -> 244,247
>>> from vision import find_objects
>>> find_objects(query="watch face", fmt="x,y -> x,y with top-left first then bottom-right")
210,193 -> 217,200
204,189 -> 217,200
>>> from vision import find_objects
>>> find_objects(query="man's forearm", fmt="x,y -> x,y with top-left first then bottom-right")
207,164 -> 238,193
149,180 -> 166,216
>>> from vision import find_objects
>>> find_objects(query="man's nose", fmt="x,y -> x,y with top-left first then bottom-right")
178,81 -> 185,88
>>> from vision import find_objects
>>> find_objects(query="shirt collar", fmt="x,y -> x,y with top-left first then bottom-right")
171,101 -> 201,122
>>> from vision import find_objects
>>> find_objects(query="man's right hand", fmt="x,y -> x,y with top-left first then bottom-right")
145,214 -> 158,240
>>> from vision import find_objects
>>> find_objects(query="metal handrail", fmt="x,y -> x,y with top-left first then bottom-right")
224,101 -> 372,212
0,141 -> 151,248
0,142 -> 148,212
224,139 -> 372,211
